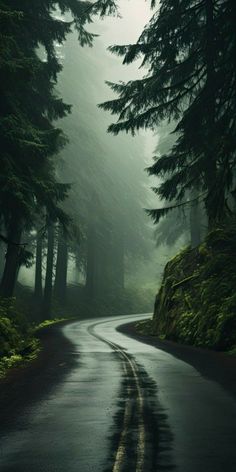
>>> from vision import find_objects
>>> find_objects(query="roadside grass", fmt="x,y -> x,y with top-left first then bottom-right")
0,338 -> 41,379
34,318 -> 68,332
134,320 -> 236,357
0,299 -> 69,379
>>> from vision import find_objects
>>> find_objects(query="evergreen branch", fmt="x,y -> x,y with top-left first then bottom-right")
177,1 -> 205,17
146,192 -> 207,224
107,70 -> 206,134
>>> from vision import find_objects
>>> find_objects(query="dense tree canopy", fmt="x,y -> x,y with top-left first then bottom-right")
2,0 -> 235,312
100,0 -> 236,227
0,0 -> 117,297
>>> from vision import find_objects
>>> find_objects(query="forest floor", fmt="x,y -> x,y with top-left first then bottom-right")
0,317 -> 68,380
118,320 -> 236,398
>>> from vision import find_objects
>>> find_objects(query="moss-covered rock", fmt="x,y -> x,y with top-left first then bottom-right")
152,222 -> 236,350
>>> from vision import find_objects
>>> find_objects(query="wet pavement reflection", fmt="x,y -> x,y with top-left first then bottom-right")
0,314 -> 236,471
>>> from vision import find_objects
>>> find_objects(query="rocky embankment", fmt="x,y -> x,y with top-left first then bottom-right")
150,223 -> 236,351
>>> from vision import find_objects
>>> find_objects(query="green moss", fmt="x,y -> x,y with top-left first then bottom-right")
135,319 -> 153,335
228,346 -> 236,356
34,318 -> 68,332
151,220 -> 236,350
0,298 -> 41,378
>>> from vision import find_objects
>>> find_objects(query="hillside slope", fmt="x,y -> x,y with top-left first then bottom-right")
152,223 -> 236,351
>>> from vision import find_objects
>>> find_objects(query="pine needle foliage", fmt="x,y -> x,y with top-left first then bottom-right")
0,0 -> 118,296
0,0 -> 118,228
100,0 -> 236,226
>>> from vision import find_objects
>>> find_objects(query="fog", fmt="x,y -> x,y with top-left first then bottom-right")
19,0 -> 186,313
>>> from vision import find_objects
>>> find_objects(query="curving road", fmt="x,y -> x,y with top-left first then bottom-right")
0,314 -> 236,471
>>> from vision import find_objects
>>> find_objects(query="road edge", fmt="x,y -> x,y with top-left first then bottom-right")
118,320 -> 236,399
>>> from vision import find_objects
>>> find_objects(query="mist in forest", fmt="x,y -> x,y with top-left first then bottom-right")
17,0 -> 187,316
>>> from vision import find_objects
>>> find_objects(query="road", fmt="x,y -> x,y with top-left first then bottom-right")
0,314 -> 236,471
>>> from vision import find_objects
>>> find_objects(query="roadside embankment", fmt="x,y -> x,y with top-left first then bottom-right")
118,320 -> 236,398
0,296 -> 69,379
149,223 -> 236,351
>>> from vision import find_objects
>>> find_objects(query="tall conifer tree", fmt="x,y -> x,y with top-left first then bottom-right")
100,0 -> 236,227
0,0 -> 117,297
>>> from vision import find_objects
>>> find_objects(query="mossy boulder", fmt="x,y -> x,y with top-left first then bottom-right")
152,222 -> 236,350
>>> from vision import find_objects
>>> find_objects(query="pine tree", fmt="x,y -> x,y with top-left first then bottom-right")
100,0 -> 236,227
0,0 -> 118,297
43,219 -> 55,319
34,228 -> 44,303
54,224 -> 68,305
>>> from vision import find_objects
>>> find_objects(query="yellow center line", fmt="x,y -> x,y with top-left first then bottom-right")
104,339 -> 145,472
118,349 -> 145,472
112,363 -> 132,472
88,323 -> 146,472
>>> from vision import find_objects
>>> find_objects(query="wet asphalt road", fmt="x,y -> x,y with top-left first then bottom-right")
0,314 -> 236,471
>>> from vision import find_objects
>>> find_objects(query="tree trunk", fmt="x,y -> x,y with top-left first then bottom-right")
54,225 -> 68,305
85,224 -> 95,299
105,226 -> 124,293
204,0 -> 218,227
43,222 -> 55,319
190,197 -> 201,248
112,228 -> 124,292
34,230 -> 43,302
85,222 -> 125,300
0,218 -> 22,298
75,247 -> 81,284
0,240 -> 5,280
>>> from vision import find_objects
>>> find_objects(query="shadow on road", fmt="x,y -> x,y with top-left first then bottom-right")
104,357 -> 176,472
0,324 -> 78,437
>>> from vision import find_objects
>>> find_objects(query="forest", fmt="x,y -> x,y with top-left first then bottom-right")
1,0 -> 236,377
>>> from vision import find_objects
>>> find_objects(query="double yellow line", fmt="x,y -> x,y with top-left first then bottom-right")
88,322 -> 145,472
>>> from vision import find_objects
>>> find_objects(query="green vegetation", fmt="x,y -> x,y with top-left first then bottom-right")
151,221 -> 236,351
35,318 -> 68,332
0,0 -> 157,324
0,297 -> 68,378
0,0 -> 118,310
1,1 -> 236,358
135,319 -> 153,336
0,298 -> 40,378
101,0 -> 236,229
101,0 -> 236,351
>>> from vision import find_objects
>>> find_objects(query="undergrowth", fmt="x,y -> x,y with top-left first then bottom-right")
0,297 -> 41,378
151,220 -> 236,351
0,298 -> 66,378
